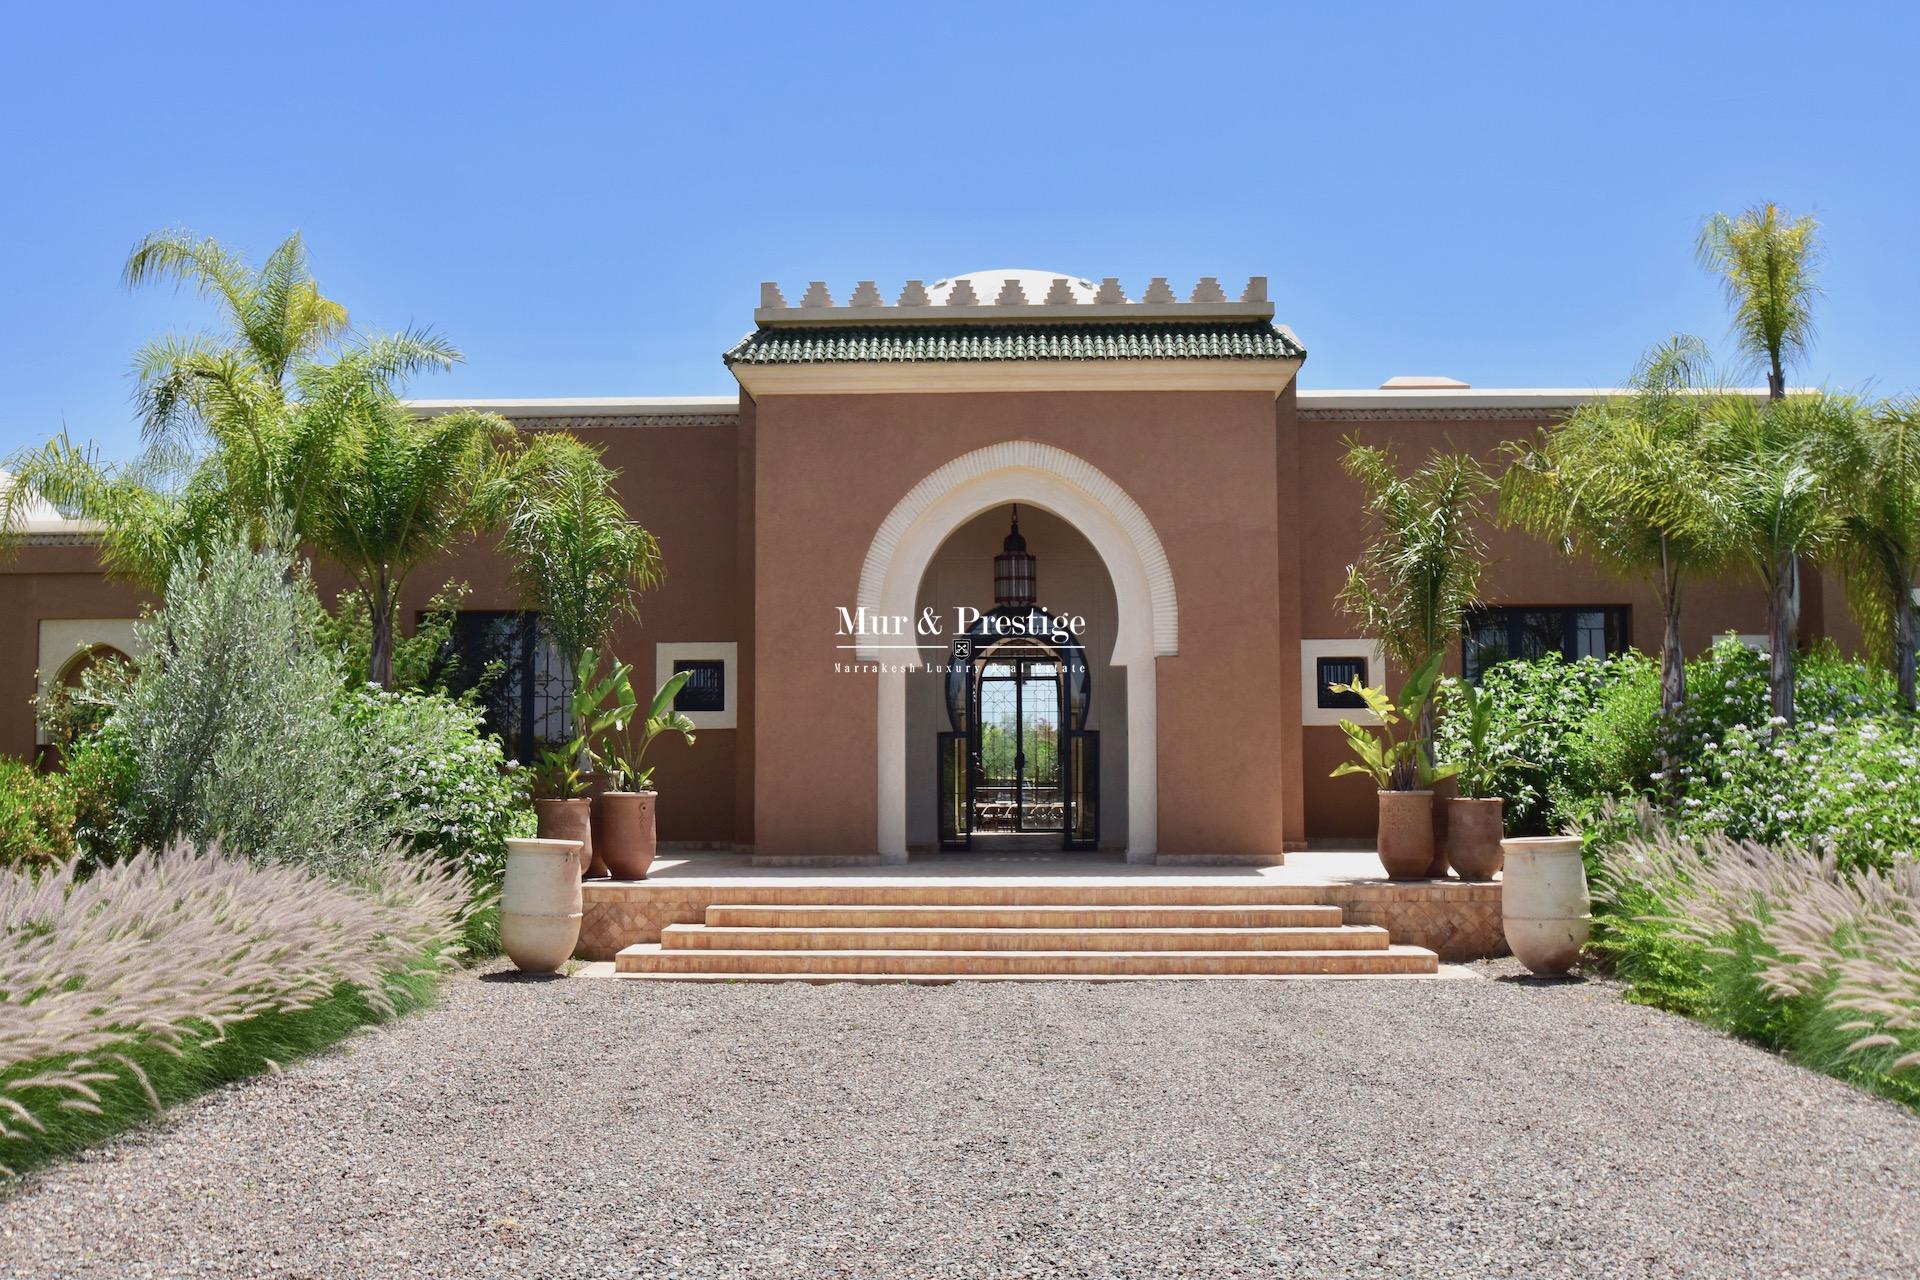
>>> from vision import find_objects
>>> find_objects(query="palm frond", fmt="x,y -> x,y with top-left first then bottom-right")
1696,203 -> 1822,392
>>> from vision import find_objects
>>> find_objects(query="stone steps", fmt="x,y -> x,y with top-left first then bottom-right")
617,943 -> 1438,978
612,968 -> 1460,984
638,883 -> 1342,907
702,903 -> 1347,929
607,882 -> 1441,981
659,923 -> 1390,952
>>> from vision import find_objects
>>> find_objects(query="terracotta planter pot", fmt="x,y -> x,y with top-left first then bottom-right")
1444,796 -> 1505,881
499,837 -> 583,973
1375,789 -> 1435,880
1501,834 -> 1591,975
595,790 -> 657,880
534,798 -> 595,880
1427,774 -> 1458,878
579,773 -> 612,879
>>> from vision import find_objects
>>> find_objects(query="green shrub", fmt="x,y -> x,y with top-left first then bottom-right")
0,761 -> 75,869
59,724 -> 136,866
107,539 -> 403,873
1434,651 -> 1653,833
1558,659 -> 1663,811
341,686 -> 533,883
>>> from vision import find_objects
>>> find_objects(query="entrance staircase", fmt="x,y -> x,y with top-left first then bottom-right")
613,883 -> 1441,981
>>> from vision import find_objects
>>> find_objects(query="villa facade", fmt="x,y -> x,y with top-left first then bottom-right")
0,269 -> 1864,862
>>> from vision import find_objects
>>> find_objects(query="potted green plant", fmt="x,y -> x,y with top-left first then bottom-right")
596,670 -> 698,880
1439,680 -> 1532,881
1329,653 -> 1457,879
530,745 -> 593,880
534,647 -> 635,879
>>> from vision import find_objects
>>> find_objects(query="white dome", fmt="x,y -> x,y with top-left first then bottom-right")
927,269 -> 1097,306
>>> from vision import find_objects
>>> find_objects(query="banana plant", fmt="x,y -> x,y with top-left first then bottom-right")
565,646 -> 638,771
1442,678 -> 1535,799
604,670 -> 698,793
1328,652 -> 1458,791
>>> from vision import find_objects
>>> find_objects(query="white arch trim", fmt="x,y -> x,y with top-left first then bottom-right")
859,441 -> 1178,862
856,441 -> 1178,664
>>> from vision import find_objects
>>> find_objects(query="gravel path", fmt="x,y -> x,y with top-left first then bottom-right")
4,963 -> 1917,1279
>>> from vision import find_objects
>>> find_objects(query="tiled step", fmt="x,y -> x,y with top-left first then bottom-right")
614,969 -> 1458,985
661,923 -> 1389,953
616,943 -> 1440,977
702,903 -> 1346,929
644,883 -> 1342,908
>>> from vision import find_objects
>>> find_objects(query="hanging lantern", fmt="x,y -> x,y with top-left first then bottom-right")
993,505 -> 1037,607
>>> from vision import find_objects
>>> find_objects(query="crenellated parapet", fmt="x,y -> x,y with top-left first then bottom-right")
754,270 -> 1274,325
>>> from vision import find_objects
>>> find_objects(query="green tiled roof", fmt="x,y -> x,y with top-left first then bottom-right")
723,321 -> 1305,366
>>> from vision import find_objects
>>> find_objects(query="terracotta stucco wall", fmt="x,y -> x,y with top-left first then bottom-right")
1293,412 -> 1787,837
749,389 -> 1290,860
2,420 -> 744,847
6,397 -> 1901,852
0,546 -> 153,760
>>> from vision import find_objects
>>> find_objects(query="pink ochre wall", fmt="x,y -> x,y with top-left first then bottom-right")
748,389 -> 1293,861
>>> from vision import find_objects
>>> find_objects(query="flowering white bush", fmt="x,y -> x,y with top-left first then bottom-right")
1664,639 -> 1915,872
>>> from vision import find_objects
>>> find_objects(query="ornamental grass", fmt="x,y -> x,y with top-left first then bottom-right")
0,844 -> 473,1176
1591,819 -> 1920,1109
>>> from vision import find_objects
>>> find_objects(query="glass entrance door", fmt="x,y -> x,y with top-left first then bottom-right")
973,657 -> 1064,833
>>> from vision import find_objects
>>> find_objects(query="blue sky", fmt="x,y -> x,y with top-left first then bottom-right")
3,2 -> 1916,460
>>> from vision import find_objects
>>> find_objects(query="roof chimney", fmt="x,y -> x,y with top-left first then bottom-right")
1379,375 -> 1471,390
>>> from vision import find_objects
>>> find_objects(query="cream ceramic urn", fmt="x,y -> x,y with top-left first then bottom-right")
500,837 -> 585,973
1499,835 -> 1590,975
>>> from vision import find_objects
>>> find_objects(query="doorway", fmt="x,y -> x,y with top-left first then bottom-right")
972,648 -> 1066,835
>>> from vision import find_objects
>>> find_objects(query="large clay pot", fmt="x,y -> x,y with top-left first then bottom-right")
1426,773 -> 1458,878
596,790 -> 657,880
1501,835 -> 1591,975
579,773 -> 613,878
1445,797 -> 1505,882
499,837 -> 583,973
534,798 -> 596,880
1375,789 -> 1436,880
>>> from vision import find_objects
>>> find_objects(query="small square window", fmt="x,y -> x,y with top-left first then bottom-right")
672,659 -> 726,713
1317,656 -> 1369,709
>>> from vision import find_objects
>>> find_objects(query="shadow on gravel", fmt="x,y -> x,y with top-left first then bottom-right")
475,970 -> 569,985
1493,972 -> 1594,987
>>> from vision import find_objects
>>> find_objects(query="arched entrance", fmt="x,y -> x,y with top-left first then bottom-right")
857,441 -> 1178,862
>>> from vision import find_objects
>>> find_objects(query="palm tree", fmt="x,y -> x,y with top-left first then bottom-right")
0,433 -> 227,590
1706,391 -> 1858,724
1337,440 -> 1492,744
298,367 -> 513,686
3,230 -> 460,580
1500,336 -> 1727,723
1828,398 -> 1920,711
500,436 -> 666,753
1696,203 -> 1821,401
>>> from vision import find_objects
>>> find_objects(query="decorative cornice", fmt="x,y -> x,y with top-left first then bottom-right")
1297,405 -> 1575,423
513,413 -> 739,431
18,532 -> 99,546
756,275 -> 1273,326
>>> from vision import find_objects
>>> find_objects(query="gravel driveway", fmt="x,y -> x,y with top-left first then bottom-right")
4,964 -> 1917,1279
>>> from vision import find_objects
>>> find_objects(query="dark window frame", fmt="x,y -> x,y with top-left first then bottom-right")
1462,604 -> 1631,682
671,658 -> 727,713
424,611 -> 574,762
1316,655 -> 1371,709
